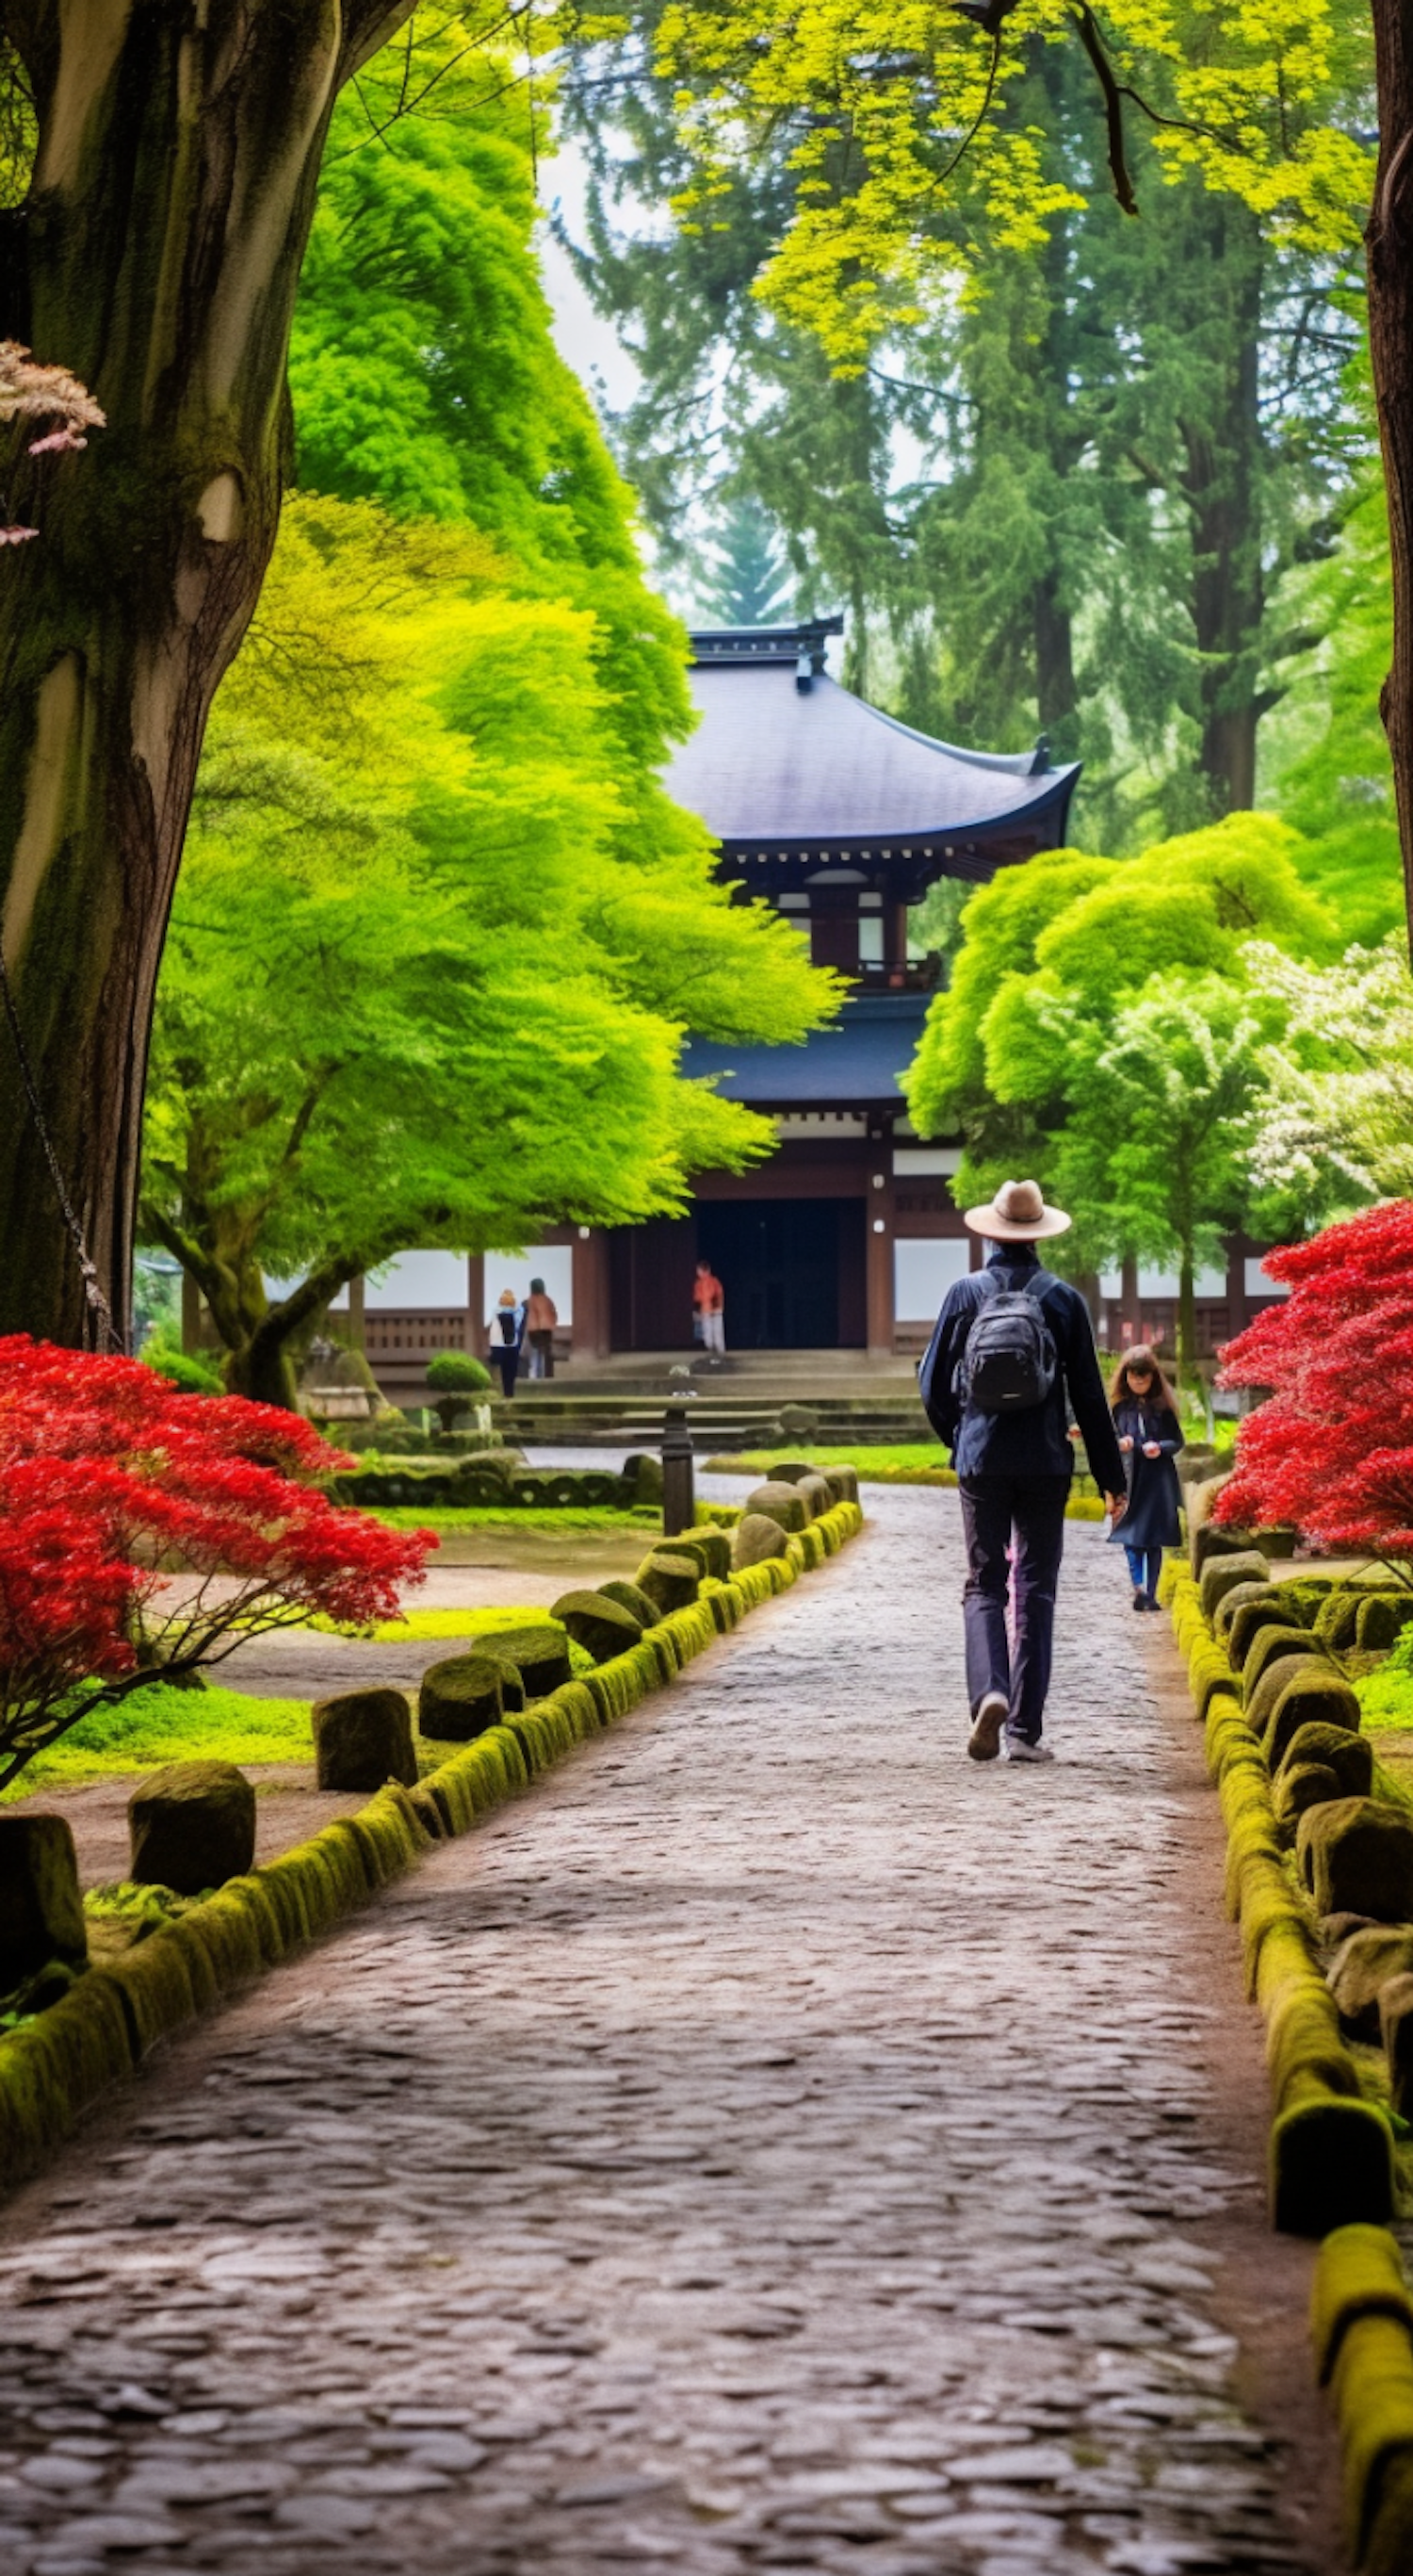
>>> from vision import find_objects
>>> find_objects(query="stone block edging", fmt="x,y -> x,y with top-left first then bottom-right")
1161,1562 -> 1413,2572
0,1499 -> 864,2201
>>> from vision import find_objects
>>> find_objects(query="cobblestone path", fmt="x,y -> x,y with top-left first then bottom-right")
0,1491 -> 1337,2575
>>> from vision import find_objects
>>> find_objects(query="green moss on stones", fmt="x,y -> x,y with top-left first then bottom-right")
1263,1670 -> 1363,1769
1272,2089 -> 1395,2237
1298,1799 -> 1413,1922
312,1688 -> 416,1791
597,1578 -> 659,1628
1243,1623 -> 1325,1693
550,1590 -> 642,1663
636,1550 -> 701,1616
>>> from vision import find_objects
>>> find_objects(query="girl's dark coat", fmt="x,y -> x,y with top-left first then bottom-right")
1106,1396 -> 1184,1553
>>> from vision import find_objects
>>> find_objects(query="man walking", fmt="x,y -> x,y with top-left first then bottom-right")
919,1179 -> 1127,1766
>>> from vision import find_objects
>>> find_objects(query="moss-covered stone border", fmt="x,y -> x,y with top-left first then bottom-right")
0,1499 -> 863,2200
1162,1561 -> 1413,2572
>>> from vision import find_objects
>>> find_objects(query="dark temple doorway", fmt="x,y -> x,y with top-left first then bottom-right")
696,1198 -> 863,1348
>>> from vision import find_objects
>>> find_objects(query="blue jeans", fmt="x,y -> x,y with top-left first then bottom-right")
958,1475 -> 1069,1745
1125,1545 -> 1162,1599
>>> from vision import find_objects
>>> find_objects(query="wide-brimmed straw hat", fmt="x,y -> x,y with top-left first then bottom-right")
963,1178 -> 1071,1242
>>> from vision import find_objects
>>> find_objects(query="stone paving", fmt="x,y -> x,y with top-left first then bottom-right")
0,1488 -> 1338,2574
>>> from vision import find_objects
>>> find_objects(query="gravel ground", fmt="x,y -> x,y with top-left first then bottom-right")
0,1483 -> 1340,2574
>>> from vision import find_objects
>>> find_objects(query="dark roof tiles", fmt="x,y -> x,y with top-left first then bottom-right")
665,662 -> 1078,848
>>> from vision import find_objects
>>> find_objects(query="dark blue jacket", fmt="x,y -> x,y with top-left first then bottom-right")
1106,1396 -> 1184,1551
919,1247 -> 1126,1491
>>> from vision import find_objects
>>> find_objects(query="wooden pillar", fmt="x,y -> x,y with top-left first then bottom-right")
865,1123 -> 895,1356
466,1253 -> 484,1356
885,896 -> 909,973
572,1228 -> 610,1360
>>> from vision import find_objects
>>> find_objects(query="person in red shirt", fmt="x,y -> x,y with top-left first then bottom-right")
692,1260 -> 725,1359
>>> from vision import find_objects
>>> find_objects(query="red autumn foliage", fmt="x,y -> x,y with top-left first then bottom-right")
1215,1201 -> 1413,1572
0,1337 -> 432,1788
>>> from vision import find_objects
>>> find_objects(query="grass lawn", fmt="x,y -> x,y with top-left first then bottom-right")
5,1605 -> 583,1798
2,1685 -> 315,1799
1359,1646 -> 1413,1735
367,1505 -> 659,1534
705,1443 -> 954,1482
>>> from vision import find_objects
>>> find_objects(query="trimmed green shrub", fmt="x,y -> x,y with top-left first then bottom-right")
425,1349 -> 492,1433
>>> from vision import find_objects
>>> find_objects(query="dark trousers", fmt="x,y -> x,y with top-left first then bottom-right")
491,1345 -> 519,1400
958,1475 -> 1070,1744
1125,1544 -> 1161,1599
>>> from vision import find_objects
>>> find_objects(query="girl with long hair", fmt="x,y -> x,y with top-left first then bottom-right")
1108,1345 -> 1184,1610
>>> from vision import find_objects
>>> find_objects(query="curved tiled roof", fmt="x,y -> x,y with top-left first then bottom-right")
663,658 -> 1079,850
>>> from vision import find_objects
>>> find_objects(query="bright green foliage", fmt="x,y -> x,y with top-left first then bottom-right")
1050,977 -> 1272,1371
906,813 -> 1335,1364
1267,454 -> 1405,945
647,0 -> 1372,362
143,49 -> 836,1404
144,495 -> 830,1402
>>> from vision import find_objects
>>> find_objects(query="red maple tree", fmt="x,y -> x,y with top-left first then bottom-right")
0,1337 -> 432,1789
1215,1201 -> 1413,1579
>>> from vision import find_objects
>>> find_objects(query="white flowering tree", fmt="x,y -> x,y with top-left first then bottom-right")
1244,937 -> 1413,1211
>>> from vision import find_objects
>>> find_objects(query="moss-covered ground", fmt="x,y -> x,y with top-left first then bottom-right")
705,1444 -> 954,1482
365,1506 -> 660,1534
4,1606 -> 583,1799
1358,1629 -> 1413,1734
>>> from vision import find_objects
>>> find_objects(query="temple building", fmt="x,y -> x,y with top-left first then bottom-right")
354,618 -> 1281,1387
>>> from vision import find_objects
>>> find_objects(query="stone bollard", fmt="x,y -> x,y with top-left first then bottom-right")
312,1688 -> 417,1791
661,1400 -> 694,1539
129,1761 -> 256,1896
0,1816 -> 88,1994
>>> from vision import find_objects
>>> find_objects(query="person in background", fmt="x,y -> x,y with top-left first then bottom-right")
693,1259 -> 725,1361
919,1178 -> 1128,1767
1108,1345 -> 1184,1611
525,1276 -> 559,1379
486,1288 -> 524,1402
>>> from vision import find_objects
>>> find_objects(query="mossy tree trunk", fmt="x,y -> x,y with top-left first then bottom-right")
0,0 -> 414,1348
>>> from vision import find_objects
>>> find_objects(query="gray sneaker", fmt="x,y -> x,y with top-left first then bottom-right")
1004,1734 -> 1054,1765
967,1689 -> 1009,1763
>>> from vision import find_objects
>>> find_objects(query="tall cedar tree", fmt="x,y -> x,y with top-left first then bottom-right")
561,26 -> 1361,843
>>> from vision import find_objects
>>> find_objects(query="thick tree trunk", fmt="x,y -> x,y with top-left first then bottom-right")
1369,0 -> 1413,954
1032,570 -> 1078,758
1177,1250 -> 1197,1388
1178,208 -> 1265,818
0,0 -> 412,1347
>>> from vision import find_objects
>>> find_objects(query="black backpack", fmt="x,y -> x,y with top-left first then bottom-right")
955,1269 -> 1058,1414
